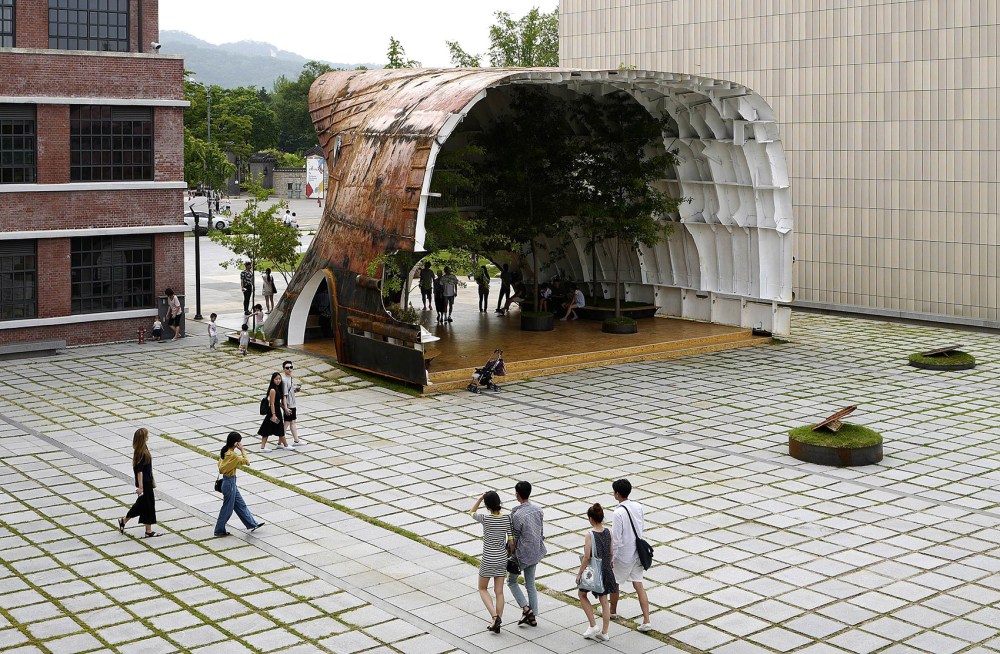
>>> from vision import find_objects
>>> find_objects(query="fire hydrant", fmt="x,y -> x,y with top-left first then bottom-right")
137,327 -> 146,344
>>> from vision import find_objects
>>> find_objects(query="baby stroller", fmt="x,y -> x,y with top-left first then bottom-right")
468,349 -> 506,393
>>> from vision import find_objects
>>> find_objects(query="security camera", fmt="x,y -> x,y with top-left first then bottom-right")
150,41 -> 161,51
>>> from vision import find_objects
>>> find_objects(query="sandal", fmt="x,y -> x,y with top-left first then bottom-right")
526,611 -> 537,627
118,518 -> 125,534
518,608 -> 536,626
142,531 -> 160,538
489,615 -> 502,633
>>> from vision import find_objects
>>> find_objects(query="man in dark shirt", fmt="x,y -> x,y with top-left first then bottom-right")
240,262 -> 254,315
495,263 -> 511,313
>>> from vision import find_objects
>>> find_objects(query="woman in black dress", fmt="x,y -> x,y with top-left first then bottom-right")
118,427 -> 159,538
258,372 -> 289,452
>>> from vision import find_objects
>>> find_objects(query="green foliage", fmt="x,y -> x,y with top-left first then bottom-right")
184,129 -> 235,190
209,182 -> 301,277
789,423 -> 883,448
271,61 -> 334,153
258,148 -> 306,169
184,81 -> 278,160
475,87 -> 577,305
386,37 -> 420,68
386,303 -> 420,324
571,91 -> 687,317
449,7 -> 559,67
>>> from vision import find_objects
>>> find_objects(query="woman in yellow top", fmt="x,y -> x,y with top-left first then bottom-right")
214,431 -> 264,537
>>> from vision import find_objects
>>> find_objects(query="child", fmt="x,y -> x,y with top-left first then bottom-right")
251,304 -> 265,340
576,503 -> 617,641
207,313 -> 218,350
151,317 -> 163,342
238,323 -> 249,356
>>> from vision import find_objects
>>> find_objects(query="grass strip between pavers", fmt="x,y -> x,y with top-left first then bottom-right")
158,432 -> 708,653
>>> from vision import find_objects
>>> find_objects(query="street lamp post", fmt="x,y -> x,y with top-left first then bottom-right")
189,81 -> 212,320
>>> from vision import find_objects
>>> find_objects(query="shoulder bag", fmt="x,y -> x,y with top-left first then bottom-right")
259,397 -> 269,416
505,515 -> 521,575
578,552 -> 604,594
623,505 -> 654,570
214,474 -> 223,493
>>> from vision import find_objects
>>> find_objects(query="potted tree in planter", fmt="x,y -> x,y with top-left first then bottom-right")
571,92 -> 686,334
475,87 -> 577,332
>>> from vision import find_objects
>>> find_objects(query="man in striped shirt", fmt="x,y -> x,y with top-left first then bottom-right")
508,481 -> 546,626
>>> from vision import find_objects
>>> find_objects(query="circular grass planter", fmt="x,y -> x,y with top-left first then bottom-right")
520,312 -> 555,332
788,423 -> 883,467
907,351 -> 976,371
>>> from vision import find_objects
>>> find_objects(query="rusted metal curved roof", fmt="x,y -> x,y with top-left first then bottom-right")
269,68 -> 793,384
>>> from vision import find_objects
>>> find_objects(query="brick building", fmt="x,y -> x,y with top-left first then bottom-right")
0,0 -> 186,346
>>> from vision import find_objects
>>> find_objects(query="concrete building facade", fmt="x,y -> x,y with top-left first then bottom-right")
559,0 -> 1000,327
0,0 -> 186,346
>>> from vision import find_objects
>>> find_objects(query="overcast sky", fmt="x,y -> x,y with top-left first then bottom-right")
160,0 -> 560,68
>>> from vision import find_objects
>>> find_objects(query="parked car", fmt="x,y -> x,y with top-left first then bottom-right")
183,210 -> 230,234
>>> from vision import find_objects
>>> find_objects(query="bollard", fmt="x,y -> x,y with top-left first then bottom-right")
137,327 -> 146,344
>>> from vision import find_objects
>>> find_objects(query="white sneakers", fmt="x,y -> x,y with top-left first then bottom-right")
292,439 -> 307,446
582,625 -> 600,639
276,444 -> 291,450
259,447 -> 271,453
596,632 -> 610,641
637,623 -> 653,632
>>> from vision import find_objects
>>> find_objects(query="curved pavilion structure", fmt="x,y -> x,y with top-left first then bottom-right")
266,68 -> 793,385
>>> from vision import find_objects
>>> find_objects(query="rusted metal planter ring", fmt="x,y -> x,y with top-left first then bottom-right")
789,439 -> 883,467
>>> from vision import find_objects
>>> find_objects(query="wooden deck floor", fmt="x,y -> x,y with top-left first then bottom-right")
292,304 -> 751,380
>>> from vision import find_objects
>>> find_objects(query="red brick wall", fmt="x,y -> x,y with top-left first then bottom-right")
155,108 -> 184,180
35,106 -> 69,184
13,0 -> 161,53
37,239 -> 70,318
0,189 -> 182,232
155,232 -> 186,293
0,52 -> 184,99
0,317 -> 162,347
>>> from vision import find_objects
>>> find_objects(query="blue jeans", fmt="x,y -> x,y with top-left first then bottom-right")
214,476 -> 257,535
507,563 -> 538,615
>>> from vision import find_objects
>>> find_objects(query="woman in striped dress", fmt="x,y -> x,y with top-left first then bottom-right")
470,491 -> 510,633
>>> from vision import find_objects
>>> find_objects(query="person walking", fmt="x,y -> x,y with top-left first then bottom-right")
207,313 -> 219,350
495,263 -> 511,312
118,427 -> 159,538
475,265 -> 490,312
508,481 -> 545,627
419,262 -> 434,310
262,268 -> 277,313
281,360 -> 306,447
577,503 -> 617,640
441,266 -> 459,322
609,479 -> 653,631
258,372 -> 290,452
240,262 -> 254,315
433,270 -> 447,325
164,288 -> 182,340
214,431 -> 264,537
470,491 -> 510,634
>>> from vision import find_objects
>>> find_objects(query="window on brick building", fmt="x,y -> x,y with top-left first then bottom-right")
70,106 -> 153,182
0,0 -> 14,48
71,235 -> 154,314
48,0 -> 129,52
0,241 -> 37,321
0,106 -> 37,184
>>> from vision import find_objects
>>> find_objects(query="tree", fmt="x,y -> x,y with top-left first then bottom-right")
209,183 -> 302,288
447,7 -> 559,68
271,61 -> 334,153
571,92 -> 686,318
184,129 -> 235,191
475,87 -> 576,314
385,37 -> 420,68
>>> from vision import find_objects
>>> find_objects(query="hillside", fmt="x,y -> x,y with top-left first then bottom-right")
159,30 -> 378,88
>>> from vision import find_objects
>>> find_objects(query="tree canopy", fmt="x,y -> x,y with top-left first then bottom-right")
270,61 -> 334,153
447,7 -> 559,68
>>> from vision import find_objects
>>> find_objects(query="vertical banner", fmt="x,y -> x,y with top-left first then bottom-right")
305,156 -> 326,199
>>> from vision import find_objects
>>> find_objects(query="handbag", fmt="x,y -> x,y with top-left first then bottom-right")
214,475 -> 223,493
623,505 -> 654,570
578,554 -> 604,594
505,515 -> 521,575
259,397 -> 269,416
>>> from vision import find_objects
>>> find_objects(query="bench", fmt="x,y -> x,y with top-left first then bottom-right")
575,304 -> 658,321
0,339 -> 67,359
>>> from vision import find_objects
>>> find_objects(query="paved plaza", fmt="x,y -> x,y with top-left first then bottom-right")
1,309 -> 1000,653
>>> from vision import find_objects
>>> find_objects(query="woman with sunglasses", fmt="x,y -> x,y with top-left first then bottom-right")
257,372 -> 290,452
